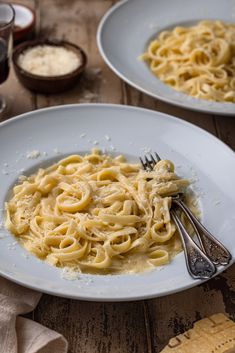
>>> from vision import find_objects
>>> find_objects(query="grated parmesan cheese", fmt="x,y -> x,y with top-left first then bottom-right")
105,134 -> 111,141
18,45 -> 82,77
61,267 -> 80,281
18,175 -> 27,182
26,150 -> 41,159
53,148 -> 60,154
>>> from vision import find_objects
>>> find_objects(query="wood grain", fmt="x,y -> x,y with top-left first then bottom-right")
146,264 -> 235,352
1,0 -> 235,352
36,0 -> 123,109
34,297 -> 149,353
0,71 -> 35,122
123,84 -> 218,133
32,1 -> 148,353
214,116 -> 235,150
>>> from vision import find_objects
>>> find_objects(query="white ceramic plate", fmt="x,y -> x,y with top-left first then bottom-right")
97,0 -> 235,116
0,104 -> 235,301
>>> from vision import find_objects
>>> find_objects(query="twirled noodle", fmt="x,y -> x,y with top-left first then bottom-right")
5,149 -> 193,274
142,20 -> 235,103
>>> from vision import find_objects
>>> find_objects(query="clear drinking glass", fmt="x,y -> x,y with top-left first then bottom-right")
0,3 -> 15,114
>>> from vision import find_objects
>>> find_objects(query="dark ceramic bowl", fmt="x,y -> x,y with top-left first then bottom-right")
13,39 -> 87,94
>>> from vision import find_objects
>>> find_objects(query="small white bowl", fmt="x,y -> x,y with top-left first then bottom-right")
12,3 -> 36,43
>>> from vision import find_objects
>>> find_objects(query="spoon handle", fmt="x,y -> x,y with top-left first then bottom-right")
171,209 -> 216,279
173,199 -> 232,266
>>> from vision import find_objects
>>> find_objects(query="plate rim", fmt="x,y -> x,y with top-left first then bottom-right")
97,0 -> 235,116
1,103 -> 235,301
1,103 -> 234,158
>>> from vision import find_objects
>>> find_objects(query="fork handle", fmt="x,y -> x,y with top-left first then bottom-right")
173,199 -> 232,266
171,209 -> 216,279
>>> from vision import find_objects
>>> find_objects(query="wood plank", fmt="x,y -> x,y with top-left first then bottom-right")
123,56 -> 233,353
124,84 -> 217,135
146,264 -> 235,353
123,61 -> 234,353
33,2 -> 148,353
0,72 -> 35,122
1,1 -> 235,352
36,0 -> 122,109
214,116 -> 235,150
34,296 -> 149,353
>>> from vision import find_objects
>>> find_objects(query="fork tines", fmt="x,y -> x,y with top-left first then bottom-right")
140,152 -> 161,171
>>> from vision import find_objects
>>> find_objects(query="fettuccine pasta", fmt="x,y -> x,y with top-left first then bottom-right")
142,20 -> 235,103
5,150 -> 191,274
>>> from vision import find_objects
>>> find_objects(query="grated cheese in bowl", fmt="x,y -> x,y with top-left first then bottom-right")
17,45 -> 82,77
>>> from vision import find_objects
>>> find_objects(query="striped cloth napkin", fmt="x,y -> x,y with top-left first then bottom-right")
0,276 -> 68,353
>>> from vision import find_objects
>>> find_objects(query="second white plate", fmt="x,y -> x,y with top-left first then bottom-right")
97,0 -> 235,116
0,104 -> 235,301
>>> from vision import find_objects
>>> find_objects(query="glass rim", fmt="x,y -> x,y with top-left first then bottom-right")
0,2 -> 15,28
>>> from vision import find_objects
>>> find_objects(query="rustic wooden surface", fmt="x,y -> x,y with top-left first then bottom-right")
1,1 -> 235,352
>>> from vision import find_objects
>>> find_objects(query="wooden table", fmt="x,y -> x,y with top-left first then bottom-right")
1,1 -> 235,352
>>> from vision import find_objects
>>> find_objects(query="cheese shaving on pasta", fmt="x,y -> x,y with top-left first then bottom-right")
5,149 -> 190,274
142,20 -> 235,103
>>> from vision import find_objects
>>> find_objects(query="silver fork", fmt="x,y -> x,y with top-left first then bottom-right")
140,153 -> 231,266
140,153 -> 217,279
